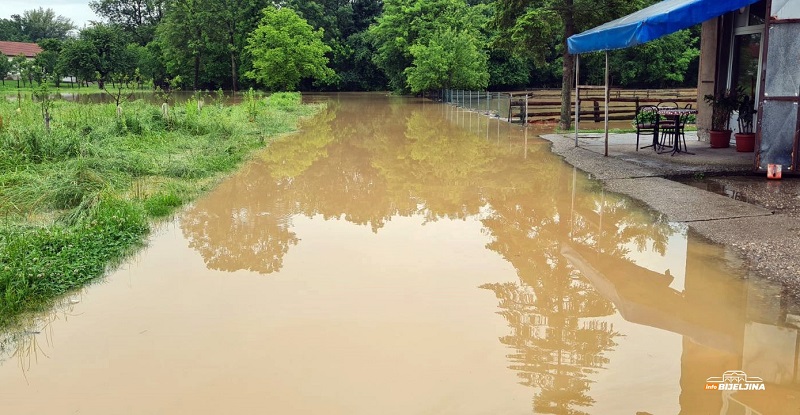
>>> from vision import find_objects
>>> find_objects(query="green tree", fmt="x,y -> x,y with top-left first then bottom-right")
140,41 -> 168,88
0,18 -> 26,41
368,0 -> 488,92
405,28 -> 489,93
80,24 -> 134,88
11,54 -> 29,88
336,31 -> 388,91
584,29 -> 700,88
287,0 -> 386,91
487,49 -> 532,89
493,0 -> 644,129
11,8 -> 76,42
57,39 -> 98,86
0,58 -> 11,86
336,0 -> 387,90
244,7 -> 335,91
154,0 -> 271,90
89,0 -> 166,45
34,38 -> 63,86
157,0 -> 215,90
207,0 -> 274,92
56,24 -> 133,89
34,50 -> 60,85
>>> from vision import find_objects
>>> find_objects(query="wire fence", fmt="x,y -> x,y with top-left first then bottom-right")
438,88 -> 698,125
439,89 -> 515,121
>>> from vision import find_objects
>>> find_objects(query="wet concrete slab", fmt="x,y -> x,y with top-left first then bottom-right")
542,131 -> 800,290
689,213 -> 800,278
604,177 -> 773,222
544,131 -> 755,175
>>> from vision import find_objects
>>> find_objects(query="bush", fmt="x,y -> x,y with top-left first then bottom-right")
267,92 -> 302,111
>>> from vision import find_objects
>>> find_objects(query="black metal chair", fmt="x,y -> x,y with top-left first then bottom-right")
656,101 -> 678,132
636,105 -> 660,151
659,108 -> 691,154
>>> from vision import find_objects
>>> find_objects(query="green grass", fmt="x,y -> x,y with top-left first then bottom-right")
0,81 -> 132,94
0,92 -> 319,328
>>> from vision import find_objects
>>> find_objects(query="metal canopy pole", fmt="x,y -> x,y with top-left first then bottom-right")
575,54 -> 580,147
604,51 -> 610,157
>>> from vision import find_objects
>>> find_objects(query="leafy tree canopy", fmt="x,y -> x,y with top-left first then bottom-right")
368,0 -> 489,92
244,6 -> 335,91
89,0 -> 166,45
405,28 -> 489,93
0,0 -> 702,94
0,57 -> 12,85
57,23 -> 135,88
7,8 -> 76,42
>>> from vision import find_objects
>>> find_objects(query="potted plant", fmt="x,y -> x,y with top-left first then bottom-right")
735,94 -> 757,152
703,89 -> 739,148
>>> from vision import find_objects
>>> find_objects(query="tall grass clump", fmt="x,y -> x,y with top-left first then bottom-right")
0,91 -> 320,328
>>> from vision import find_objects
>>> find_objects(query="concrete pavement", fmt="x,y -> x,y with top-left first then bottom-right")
541,131 -> 800,292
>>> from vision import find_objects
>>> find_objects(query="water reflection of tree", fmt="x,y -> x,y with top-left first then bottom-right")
175,95 -> 680,413
181,106 -> 358,273
477,162 -> 680,413
180,98 -> 554,271
480,190 -> 620,414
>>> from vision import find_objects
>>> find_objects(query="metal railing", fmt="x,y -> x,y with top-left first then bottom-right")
440,89 -> 516,121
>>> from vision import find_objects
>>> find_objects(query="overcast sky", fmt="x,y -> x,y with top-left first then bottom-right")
3,1 -> 100,30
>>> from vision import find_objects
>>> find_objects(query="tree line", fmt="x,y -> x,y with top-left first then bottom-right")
0,1 -> 699,100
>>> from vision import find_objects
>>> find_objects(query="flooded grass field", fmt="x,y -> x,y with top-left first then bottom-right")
1,93 -> 798,414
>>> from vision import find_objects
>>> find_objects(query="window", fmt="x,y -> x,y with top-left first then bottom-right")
728,1 -> 766,107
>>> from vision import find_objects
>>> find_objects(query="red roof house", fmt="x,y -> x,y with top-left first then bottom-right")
0,41 -> 42,59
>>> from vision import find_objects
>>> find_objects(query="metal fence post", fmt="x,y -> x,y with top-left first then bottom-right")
524,94 -> 529,124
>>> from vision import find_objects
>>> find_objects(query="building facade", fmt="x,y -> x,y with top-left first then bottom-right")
698,0 -> 800,172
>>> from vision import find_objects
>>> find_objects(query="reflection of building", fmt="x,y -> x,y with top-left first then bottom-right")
679,232 -> 800,415
698,0 -> 800,172
564,231 -> 800,414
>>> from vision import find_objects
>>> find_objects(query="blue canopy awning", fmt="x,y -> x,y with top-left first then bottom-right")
567,0 -> 759,54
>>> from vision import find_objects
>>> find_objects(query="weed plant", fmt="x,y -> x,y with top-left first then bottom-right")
0,92 -> 318,328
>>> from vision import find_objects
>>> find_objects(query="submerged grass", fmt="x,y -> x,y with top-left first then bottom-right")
0,92 -> 319,328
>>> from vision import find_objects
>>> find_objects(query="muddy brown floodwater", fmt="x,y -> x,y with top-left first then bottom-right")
1,92 -> 799,414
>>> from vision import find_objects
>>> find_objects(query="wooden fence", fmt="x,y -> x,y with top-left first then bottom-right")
505,88 -> 698,123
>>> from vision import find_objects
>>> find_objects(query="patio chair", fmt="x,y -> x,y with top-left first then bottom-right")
635,105 -> 660,151
657,101 -> 679,130
659,109 -> 691,153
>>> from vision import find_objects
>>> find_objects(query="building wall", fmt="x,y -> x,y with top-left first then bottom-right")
696,19 -> 719,143
3,55 -> 37,81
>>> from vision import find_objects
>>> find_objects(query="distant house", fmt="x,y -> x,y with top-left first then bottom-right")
0,41 -> 42,60
0,41 -> 43,80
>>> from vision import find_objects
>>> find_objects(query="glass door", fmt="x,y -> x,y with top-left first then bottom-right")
731,32 -> 762,106
727,2 -> 765,134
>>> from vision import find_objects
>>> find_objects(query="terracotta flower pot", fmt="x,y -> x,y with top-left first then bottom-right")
709,130 -> 732,148
734,132 -> 755,152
